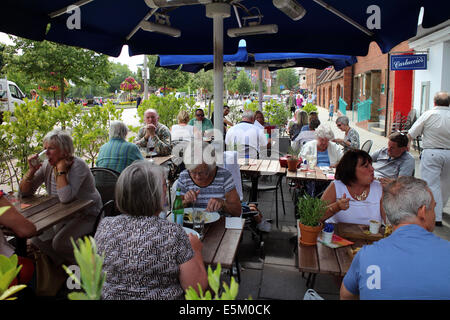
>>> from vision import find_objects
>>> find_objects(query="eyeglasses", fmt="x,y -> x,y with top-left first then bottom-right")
196,113 -> 204,117
189,170 -> 208,177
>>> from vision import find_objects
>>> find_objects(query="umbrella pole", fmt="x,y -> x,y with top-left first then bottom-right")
258,66 -> 263,112
207,3 -> 230,139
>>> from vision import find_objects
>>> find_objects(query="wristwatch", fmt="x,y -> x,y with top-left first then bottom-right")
56,171 -> 67,176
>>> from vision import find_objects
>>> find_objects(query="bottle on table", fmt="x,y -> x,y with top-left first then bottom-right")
172,188 -> 184,225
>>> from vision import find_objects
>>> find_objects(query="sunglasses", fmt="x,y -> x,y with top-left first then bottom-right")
196,113 -> 204,117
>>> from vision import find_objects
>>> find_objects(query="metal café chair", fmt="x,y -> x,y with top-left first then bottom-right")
360,139 -> 373,154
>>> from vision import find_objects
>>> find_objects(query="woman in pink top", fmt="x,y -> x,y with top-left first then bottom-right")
320,150 -> 386,225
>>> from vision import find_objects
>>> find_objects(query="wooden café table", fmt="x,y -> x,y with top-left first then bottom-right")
297,222 -> 386,289
286,166 -> 336,183
238,158 -> 286,200
166,213 -> 245,282
6,195 -> 94,256
239,158 -> 287,227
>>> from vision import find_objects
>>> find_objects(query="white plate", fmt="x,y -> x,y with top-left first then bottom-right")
183,208 -> 220,225
183,227 -> 200,238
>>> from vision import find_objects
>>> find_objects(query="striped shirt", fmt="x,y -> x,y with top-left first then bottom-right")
96,138 -> 144,173
177,167 -> 235,212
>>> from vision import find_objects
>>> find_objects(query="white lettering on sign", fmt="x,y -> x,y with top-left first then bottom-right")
392,56 -> 425,69
66,5 -> 81,30
366,265 -> 381,290
366,5 -> 381,30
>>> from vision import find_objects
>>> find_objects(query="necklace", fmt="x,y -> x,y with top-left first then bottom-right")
352,189 -> 368,201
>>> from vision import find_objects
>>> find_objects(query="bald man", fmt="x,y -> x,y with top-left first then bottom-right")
134,109 -> 172,156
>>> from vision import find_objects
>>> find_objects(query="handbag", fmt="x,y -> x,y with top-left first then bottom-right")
33,250 -> 67,297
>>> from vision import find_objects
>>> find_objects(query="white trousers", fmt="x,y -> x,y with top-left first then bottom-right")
420,149 -> 450,222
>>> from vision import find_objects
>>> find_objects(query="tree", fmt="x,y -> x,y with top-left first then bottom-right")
147,55 -> 189,90
5,38 -> 112,102
276,68 -> 298,90
234,70 -> 252,95
107,62 -> 134,94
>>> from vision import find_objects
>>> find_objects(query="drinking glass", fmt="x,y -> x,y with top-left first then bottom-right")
192,209 -> 205,239
147,139 -> 155,162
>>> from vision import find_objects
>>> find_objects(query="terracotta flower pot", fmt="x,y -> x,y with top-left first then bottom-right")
287,158 -> 299,172
298,222 -> 323,246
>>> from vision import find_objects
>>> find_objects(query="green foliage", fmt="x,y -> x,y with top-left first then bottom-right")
234,70 -> 252,95
0,100 -> 122,192
71,102 -> 122,167
0,254 -> 26,300
287,145 -> 301,160
62,236 -> 106,300
147,55 -> 190,90
137,95 -> 197,128
303,103 -> 318,114
263,99 -> 291,130
297,194 -> 327,227
276,69 -> 299,90
185,264 -> 242,300
5,38 -> 112,102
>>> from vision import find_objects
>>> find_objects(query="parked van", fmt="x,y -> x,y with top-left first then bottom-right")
0,78 -> 26,122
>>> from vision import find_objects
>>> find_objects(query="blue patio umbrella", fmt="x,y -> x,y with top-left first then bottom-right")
1,0 -> 448,134
157,40 -> 357,72
1,1 -> 448,57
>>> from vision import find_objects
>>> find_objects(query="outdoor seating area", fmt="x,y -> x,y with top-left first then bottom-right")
0,0 -> 449,308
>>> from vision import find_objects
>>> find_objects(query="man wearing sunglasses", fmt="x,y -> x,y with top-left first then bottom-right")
188,108 -> 213,134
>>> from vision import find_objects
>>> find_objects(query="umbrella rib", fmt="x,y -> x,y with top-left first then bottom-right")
312,0 -> 374,37
49,0 -> 94,18
126,8 -> 159,41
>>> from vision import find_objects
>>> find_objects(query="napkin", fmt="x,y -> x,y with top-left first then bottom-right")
226,217 -> 243,229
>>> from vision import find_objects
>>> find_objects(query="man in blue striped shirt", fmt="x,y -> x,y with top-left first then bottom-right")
96,121 -> 144,173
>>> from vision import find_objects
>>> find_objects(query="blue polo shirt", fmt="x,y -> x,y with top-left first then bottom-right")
343,224 -> 450,299
96,138 -> 144,173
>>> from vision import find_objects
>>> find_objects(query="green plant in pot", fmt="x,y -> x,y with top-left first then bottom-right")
286,146 -> 301,172
297,194 -> 328,246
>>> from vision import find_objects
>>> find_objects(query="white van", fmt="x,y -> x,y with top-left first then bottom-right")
0,78 -> 26,121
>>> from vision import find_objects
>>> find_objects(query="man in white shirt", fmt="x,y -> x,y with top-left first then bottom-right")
408,91 -> 450,226
225,110 -> 268,159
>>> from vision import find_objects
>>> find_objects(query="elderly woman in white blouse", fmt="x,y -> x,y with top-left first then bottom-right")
300,124 -> 343,168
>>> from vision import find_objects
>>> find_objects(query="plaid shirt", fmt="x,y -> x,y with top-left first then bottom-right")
135,123 -> 172,156
96,138 -> 144,173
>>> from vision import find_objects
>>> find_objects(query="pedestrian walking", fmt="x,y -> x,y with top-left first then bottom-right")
408,91 -> 450,227
328,100 -> 335,121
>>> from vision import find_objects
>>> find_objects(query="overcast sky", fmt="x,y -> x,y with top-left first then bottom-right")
0,32 -> 142,73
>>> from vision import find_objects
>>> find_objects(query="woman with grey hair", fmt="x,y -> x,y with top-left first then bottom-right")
300,124 -> 343,167
177,140 -> 241,216
20,128 -> 102,264
96,120 -> 143,173
299,124 -> 343,196
333,115 -> 360,152
94,161 -> 207,300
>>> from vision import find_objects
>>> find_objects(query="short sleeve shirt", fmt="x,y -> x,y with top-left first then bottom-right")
177,167 -> 235,211
343,224 -> 450,299
95,215 -> 193,300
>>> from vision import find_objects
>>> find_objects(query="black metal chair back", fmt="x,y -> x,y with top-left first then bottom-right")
90,167 -> 120,205
361,140 -> 373,154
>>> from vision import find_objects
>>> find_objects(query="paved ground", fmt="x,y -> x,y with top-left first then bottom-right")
234,106 -> 450,300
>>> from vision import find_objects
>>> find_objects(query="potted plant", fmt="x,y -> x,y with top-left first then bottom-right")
286,146 -> 301,172
297,194 -> 327,246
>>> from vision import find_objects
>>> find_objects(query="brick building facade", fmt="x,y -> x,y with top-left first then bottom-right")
307,40 -> 413,136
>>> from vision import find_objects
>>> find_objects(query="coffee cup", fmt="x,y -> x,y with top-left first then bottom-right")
369,220 -> 381,234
